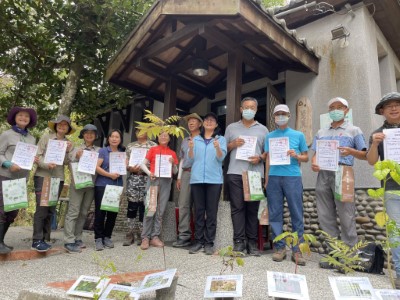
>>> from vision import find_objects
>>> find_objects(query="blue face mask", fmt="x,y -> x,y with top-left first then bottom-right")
329,110 -> 345,121
242,109 -> 256,120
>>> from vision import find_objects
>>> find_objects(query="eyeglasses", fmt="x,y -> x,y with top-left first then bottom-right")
383,103 -> 400,110
204,118 -> 216,123
242,106 -> 257,110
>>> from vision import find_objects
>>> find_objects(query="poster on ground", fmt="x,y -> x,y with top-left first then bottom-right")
267,271 -> 310,300
329,277 -> 377,300
204,274 -> 243,298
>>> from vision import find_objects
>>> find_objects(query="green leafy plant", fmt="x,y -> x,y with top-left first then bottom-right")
318,230 -> 369,274
367,159 -> 400,288
135,110 -> 187,139
273,231 -> 316,273
218,246 -> 245,275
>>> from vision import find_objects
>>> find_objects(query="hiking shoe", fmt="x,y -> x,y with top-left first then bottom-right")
272,248 -> 287,262
75,240 -> 86,249
247,240 -> 261,257
0,242 -> 11,255
189,242 -> 203,254
172,238 -> 191,248
95,238 -> 104,251
123,231 -> 134,246
233,239 -> 246,252
140,238 -> 150,250
103,237 -> 114,248
395,278 -> 400,289
150,237 -> 164,247
31,240 -> 50,253
64,243 -> 81,254
291,251 -> 306,266
204,244 -> 214,255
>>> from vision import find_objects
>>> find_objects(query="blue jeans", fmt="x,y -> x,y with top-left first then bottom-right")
266,176 -> 304,250
386,192 -> 400,277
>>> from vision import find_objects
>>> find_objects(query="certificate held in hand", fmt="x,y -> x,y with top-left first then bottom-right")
44,140 -> 67,165
11,142 -> 38,170
316,140 -> 339,171
109,152 -> 127,175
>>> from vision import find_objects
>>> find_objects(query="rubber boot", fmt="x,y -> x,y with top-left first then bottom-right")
0,223 -> 11,255
3,222 -> 13,250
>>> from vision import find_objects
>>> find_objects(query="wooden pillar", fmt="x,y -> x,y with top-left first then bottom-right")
225,52 -> 242,127
163,77 -> 177,119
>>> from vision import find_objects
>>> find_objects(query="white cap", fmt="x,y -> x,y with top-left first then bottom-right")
273,104 -> 290,114
328,97 -> 349,108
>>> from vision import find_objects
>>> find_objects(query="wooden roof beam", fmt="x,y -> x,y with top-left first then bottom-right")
136,23 -> 202,60
137,60 -> 215,99
199,25 -> 278,80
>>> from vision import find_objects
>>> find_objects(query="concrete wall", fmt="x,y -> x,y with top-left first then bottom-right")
285,5 -> 400,189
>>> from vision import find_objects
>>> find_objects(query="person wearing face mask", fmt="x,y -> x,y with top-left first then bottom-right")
225,97 -> 268,256
264,104 -> 308,265
311,97 -> 367,269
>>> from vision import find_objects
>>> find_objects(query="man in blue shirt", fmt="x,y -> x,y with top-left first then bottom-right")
311,97 -> 367,269
265,104 -> 309,265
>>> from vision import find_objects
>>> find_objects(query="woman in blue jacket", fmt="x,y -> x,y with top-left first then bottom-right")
187,112 -> 227,255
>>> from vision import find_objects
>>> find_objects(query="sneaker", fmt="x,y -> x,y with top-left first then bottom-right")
140,238 -> 150,250
172,238 -> 191,248
103,237 -> 114,248
150,237 -> 164,247
395,278 -> 400,290
31,240 -> 50,253
75,240 -> 86,249
189,242 -> 203,254
64,243 -> 81,254
0,242 -> 11,255
291,251 -> 306,266
233,239 -> 246,252
204,244 -> 214,255
247,240 -> 261,257
95,238 -> 104,251
272,248 -> 287,262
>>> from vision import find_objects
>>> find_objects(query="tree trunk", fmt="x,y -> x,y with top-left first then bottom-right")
58,60 -> 83,116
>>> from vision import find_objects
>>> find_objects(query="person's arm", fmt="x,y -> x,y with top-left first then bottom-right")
96,156 -> 119,180
264,153 -> 270,189
311,152 -> 320,172
338,147 -> 367,160
366,132 -> 384,165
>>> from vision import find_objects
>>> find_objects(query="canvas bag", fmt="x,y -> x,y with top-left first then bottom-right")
334,165 -> 355,202
145,185 -> 158,217
2,178 -> 29,212
100,185 -> 124,212
257,199 -> 269,225
242,170 -> 265,201
40,177 -> 61,206
70,162 -> 94,190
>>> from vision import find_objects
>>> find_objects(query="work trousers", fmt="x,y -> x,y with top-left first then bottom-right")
227,174 -> 260,242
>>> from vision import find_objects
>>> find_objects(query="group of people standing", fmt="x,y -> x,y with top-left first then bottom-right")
1,92 -> 400,288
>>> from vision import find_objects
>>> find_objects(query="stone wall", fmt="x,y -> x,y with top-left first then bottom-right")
283,189 -> 385,254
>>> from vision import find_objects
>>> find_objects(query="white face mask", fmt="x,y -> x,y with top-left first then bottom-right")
242,109 -> 256,120
275,115 -> 289,126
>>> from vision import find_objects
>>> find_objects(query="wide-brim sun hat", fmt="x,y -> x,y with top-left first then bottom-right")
183,113 -> 203,123
7,106 -> 37,128
79,124 -> 98,139
48,115 -> 76,135
375,92 -> 400,115
273,104 -> 290,114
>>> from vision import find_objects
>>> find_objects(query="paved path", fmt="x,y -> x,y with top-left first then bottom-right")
0,226 -> 394,299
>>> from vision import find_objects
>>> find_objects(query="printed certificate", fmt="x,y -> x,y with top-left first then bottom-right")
109,152 -> 127,175
316,140 -> 339,171
267,271 -> 310,300
44,139 -> 67,165
77,150 -> 99,175
269,137 -> 290,165
383,128 -> 400,163
235,135 -> 257,161
129,147 -> 148,166
154,154 -> 172,178
11,142 -> 38,170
